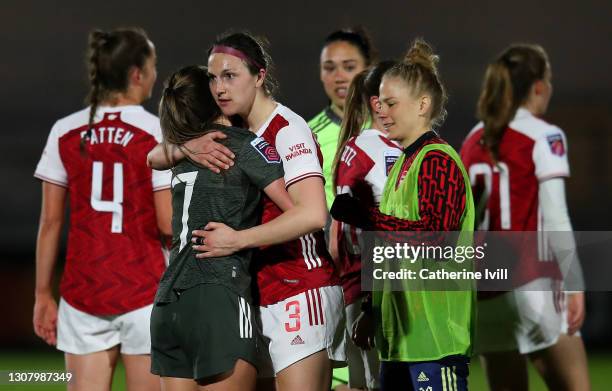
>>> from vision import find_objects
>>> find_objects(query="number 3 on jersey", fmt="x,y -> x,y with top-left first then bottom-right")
171,171 -> 198,251
468,162 -> 511,230
91,161 -> 123,233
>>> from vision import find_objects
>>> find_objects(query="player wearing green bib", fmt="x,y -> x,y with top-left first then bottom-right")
332,40 -> 475,391
310,28 -> 375,209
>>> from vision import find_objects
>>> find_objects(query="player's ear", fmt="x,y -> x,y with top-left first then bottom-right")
418,95 -> 432,117
369,96 -> 381,114
532,79 -> 545,96
128,66 -> 142,86
255,69 -> 266,88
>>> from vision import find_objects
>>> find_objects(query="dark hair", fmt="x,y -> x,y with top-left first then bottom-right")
82,27 -> 153,152
159,65 -> 222,164
207,31 -> 278,96
332,60 -> 397,189
384,38 -> 448,129
477,44 -> 549,162
323,27 -> 377,66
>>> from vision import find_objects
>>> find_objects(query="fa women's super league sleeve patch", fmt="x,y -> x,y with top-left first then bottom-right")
546,134 -> 566,156
250,137 -> 281,163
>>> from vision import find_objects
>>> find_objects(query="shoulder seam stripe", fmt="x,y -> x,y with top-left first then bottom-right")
311,119 -> 332,133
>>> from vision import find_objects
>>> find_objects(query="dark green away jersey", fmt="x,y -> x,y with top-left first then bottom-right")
155,126 -> 284,304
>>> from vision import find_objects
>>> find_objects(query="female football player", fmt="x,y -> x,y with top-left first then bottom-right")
33,28 -> 170,391
150,64 -> 293,391
460,44 -> 589,391
148,32 -> 345,391
331,61 -> 401,391
331,39 -> 475,391
309,27 -> 377,209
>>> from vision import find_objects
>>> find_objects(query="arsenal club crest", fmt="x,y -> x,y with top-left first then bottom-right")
384,152 -> 400,176
547,134 -> 565,156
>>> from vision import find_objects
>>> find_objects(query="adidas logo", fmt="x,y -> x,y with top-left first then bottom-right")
290,335 -> 305,345
417,371 -> 429,382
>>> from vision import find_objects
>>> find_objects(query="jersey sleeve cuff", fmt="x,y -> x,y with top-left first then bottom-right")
34,172 -> 68,187
537,172 -> 570,182
285,172 -> 324,189
153,184 -> 172,191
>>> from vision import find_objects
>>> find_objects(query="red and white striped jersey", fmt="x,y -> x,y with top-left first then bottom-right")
460,108 -> 570,285
34,105 -> 171,315
335,129 -> 401,305
254,103 -> 340,305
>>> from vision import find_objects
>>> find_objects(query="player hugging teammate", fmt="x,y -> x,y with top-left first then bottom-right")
35,25 -> 589,391
149,32 -> 346,391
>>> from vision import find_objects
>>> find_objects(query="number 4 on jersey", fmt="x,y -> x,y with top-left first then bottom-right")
90,161 -> 123,233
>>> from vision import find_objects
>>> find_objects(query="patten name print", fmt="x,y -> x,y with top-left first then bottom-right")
80,127 -> 135,147
285,142 -> 312,161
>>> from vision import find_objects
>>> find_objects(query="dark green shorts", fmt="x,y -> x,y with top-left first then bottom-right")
150,284 -> 257,380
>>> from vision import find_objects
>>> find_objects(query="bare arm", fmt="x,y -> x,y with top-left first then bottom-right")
147,131 -> 236,173
328,218 -> 340,263
262,178 -> 293,213
153,189 -> 173,245
33,182 -> 67,346
147,143 -> 184,170
192,177 -> 328,257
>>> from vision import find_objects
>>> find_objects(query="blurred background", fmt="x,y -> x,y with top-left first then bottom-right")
1,0 -> 610,388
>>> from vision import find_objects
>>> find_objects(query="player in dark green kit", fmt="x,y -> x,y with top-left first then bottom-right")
149,66 -> 292,391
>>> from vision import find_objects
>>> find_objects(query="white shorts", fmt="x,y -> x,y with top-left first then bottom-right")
345,298 -> 380,389
475,278 -> 572,355
57,298 -> 153,355
257,286 -> 346,375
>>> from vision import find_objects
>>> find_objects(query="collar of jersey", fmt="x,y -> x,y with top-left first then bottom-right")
95,104 -> 143,113
403,130 -> 438,157
255,102 -> 282,136
324,105 -> 342,125
515,107 -> 534,121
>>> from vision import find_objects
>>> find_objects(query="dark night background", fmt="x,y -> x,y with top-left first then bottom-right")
1,0 -> 610,349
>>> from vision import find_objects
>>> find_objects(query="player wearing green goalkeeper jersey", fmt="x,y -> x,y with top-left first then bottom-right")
309,28 -> 376,210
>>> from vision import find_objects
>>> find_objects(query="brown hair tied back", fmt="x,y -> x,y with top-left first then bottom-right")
332,60 -> 397,190
477,44 -> 548,162
208,31 -> 278,97
81,27 -> 152,154
158,65 -> 222,166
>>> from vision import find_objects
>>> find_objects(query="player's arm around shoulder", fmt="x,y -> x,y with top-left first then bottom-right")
147,131 -> 236,173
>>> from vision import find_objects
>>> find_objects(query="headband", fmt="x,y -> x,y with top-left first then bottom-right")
211,45 -> 264,71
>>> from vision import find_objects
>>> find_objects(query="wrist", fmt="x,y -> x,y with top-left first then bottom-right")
35,288 -> 53,298
236,230 -> 252,251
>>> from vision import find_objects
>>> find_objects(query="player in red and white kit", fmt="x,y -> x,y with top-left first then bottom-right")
33,28 -> 171,391
460,44 -> 589,391
329,62 -> 400,391
147,32 -> 345,391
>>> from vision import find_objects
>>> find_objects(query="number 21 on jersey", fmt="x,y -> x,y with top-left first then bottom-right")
468,162 -> 511,230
